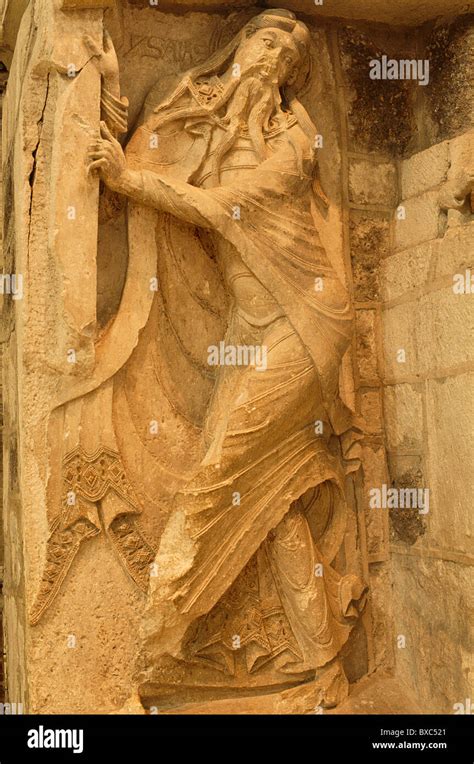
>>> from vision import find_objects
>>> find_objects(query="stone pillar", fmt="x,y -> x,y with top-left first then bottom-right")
1,0 -> 144,713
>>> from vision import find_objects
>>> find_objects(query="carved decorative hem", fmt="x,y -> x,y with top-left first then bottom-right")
30,447 -> 155,625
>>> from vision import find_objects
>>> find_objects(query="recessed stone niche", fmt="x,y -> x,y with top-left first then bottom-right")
0,0 -> 472,715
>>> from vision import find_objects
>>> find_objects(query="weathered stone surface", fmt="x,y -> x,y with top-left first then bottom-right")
415,287 -> 474,375
350,212 -> 390,301
382,222 -> 474,303
340,27 -> 415,156
356,309 -> 379,382
449,130 -> 474,177
391,555 -> 473,713
424,373 -> 474,554
384,383 -> 423,451
361,442 -> 389,559
382,302 -> 419,380
367,563 -> 394,671
401,141 -> 449,199
394,190 -> 442,251
430,224 -> 474,281
332,672 -> 421,714
360,389 -> 383,435
383,284 -> 474,380
30,541 -> 144,713
3,5 -> 371,715
425,17 -> 474,142
349,159 -> 397,207
381,240 -> 433,302
1,0 -> 472,721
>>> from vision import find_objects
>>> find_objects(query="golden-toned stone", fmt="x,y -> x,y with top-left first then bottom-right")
1,0 -> 472,719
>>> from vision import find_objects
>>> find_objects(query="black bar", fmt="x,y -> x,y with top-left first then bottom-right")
0,713 -> 472,760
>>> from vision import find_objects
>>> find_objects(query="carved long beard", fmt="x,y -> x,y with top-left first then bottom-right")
153,67 -> 284,183
211,74 -> 281,182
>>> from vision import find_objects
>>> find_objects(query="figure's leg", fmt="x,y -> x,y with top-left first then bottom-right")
136,316 -> 345,689
264,495 -> 367,706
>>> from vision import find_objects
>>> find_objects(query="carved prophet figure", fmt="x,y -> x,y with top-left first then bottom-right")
33,9 -> 367,709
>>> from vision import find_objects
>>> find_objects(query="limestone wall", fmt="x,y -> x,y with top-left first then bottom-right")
383,138 -> 473,713
381,17 -> 474,713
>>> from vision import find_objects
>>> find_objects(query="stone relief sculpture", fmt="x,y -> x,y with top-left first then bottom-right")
31,8 -> 368,709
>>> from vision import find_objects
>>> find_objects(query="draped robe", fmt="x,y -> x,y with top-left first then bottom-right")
32,80 -> 366,695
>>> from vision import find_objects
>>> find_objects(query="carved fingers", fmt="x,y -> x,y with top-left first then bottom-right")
87,122 -> 127,187
103,29 -> 115,56
83,29 -> 121,96
100,120 -> 117,143
83,34 -> 102,61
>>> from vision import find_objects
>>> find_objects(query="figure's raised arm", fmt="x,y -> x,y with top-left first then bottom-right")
87,122 -> 213,228
84,30 -> 129,138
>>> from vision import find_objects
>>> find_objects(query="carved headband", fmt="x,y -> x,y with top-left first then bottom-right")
246,8 -> 311,56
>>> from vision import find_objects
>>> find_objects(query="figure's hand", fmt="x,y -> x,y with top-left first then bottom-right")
87,121 -> 127,190
84,29 -> 120,95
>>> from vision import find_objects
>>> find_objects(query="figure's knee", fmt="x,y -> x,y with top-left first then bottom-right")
271,500 -> 308,542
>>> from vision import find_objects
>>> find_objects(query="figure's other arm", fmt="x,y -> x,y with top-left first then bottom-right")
84,30 -> 129,223
84,31 -> 128,138
88,123 -> 212,228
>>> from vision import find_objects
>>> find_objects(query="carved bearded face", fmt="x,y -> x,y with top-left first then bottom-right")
204,25 -> 307,169
234,27 -> 302,87
152,15 -> 311,176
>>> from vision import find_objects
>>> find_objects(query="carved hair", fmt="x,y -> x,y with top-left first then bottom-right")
153,8 -> 317,145
188,9 -> 311,87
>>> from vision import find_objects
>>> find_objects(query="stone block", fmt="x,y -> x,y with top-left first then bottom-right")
430,224 -> 474,282
383,281 -> 474,380
382,302 -> 419,380
349,159 -> 397,207
368,562 -> 394,670
361,442 -> 389,558
356,309 -> 379,382
424,372 -> 474,554
448,130 -> 474,177
384,383 -> 423,451
360,388 -> 383,435
415,287 -> 474,375
391,555 -> 473,713
381,240 -> 432,302
401,141 -> 449,199
350,211 -> 390,301
394,191 -> 442,252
